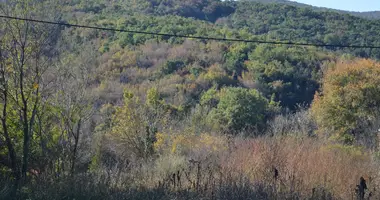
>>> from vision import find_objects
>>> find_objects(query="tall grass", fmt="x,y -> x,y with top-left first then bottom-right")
2,135 -> 379,200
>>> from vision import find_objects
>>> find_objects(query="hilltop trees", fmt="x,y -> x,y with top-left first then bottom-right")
222,1 -> 380,59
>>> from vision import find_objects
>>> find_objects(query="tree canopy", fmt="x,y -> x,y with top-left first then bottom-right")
312,59 -> 380,143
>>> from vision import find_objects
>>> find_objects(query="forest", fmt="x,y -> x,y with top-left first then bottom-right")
1,0 -> 380,199
246,0 -> 380,20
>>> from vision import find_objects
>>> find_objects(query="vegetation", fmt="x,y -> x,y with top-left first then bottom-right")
247,0 -> 380,20
312,59 -> 380,143
204,87 -> 270,132
1,0 -> 380,199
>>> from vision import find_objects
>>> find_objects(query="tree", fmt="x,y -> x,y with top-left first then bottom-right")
206,87 -> 268,133
0,0 -> 61,187
311,59 -> 380,143
223,43 -> 250,73
245,44 -> 329,110
160,59 -> 186,76
105,90 -> 158,161
0,25 -> 19,184
53,46 -> 96,175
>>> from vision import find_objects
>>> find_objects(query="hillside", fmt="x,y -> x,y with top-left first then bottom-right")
66,0 -> 380,57
247,0 -> 380,19
220,1 -> 380,59
354,11 -> 380,19
2,0 -> 380,199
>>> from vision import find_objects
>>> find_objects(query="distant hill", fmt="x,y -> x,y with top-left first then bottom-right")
246,0 -> 380,19
66,0 -> 380,59
350,11 -> 380,19
61,0 -> 380,109
223,1 -> 380,48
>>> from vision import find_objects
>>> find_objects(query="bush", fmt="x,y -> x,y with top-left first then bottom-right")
206,87 -> 269,133
160,60 -> 186,75
267,107 -> 317,137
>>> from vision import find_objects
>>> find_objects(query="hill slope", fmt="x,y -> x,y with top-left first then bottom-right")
247,0 -> 380,19
218,1 -> 380,59
4,1 -> 380,199
62,0 -> 380,110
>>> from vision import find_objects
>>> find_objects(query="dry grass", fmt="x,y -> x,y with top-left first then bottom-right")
130,135 -> 380,200
224,136 -> 379,199
2,135 -> 380,200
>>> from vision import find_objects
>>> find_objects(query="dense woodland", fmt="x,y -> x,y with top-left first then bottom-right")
1,0 -> 380,199
247,0 -> 380,20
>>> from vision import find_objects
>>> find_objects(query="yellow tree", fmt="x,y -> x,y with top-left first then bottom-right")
311,59 -> 380,143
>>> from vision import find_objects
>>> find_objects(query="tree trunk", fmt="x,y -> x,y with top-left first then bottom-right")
0,45 -> 20,196
71,118 -> 81,175
21,107 -> 30,182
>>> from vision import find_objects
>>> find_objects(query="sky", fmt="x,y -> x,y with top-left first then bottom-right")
292,0 -> 380,12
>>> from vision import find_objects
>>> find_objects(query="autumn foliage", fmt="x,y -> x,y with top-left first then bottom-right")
4,0 -> 380,199
312,59 -> 380,142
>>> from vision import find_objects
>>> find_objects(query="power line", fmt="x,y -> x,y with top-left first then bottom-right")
1,15 -> 380,49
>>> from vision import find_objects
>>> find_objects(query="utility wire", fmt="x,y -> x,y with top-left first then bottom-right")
1,15 -> 380,49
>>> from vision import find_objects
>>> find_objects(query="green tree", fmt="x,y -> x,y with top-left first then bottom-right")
224,43 -> 250,73
206,87 -> 268,133
160,59 -> 186,75
246,45 -> 329,109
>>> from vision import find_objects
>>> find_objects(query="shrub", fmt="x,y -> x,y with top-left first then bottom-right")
160,60 -> 186,75
206,87 -> 268,133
